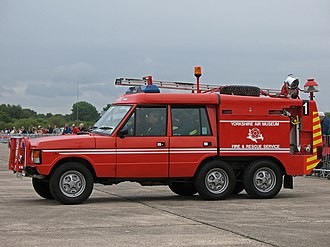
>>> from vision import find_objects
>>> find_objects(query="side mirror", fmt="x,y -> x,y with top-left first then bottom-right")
119,129 -> 128,138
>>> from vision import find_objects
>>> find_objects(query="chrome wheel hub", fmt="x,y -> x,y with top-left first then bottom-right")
205,168 -> 229,194
254,167 -> 276,193
59,170 -> 86,198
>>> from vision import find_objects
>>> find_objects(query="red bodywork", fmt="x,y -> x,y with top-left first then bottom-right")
8,91 -> 322,181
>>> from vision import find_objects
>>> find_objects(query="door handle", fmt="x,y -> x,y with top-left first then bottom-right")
157,142 -> 165,147
203,142 -> 212,147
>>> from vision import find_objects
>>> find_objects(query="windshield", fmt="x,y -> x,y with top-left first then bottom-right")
93,105 -> 132,135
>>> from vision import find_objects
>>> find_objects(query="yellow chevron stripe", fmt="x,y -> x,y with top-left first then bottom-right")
313,113 -> 322,145
313,124 -> 321,131
313,116 -> 320,123
307,161 -> 320,171
307,155 -> 317,163
313,131 -> 322,138
307,112 -> 322,172
313,138 -> 323,146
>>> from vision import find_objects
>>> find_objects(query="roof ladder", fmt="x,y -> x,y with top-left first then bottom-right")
115,77 -> 219,92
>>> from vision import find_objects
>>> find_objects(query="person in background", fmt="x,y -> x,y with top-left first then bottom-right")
10,127 -> 17,134
63,123 -> 72,135
71,124 -> 79,134
319,112 -> 330,136
37,125 -> 43,135
319,112 -> 330,149
52,125 -> 59,134
78,123 -> 85,132
20,126 -> 27,134
48,124 -> 53,134
32,127 -> 38,134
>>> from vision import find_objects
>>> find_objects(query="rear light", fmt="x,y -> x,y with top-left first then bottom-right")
31,150 -> 41,164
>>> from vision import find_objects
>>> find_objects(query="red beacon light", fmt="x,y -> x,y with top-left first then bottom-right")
304,78 -> 319,100
143,76 -> 153,85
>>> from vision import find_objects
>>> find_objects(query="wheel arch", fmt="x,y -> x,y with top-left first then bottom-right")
250,156 -> 286,176
194,156 -> 220,178
195,155 -> 287,178
220,156 -> 287,175
49,157 -> 96,179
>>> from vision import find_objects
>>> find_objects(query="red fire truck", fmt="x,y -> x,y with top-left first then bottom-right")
8,67 -> 322,204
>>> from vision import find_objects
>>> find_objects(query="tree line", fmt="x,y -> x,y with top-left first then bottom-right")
0,101 -> 110,132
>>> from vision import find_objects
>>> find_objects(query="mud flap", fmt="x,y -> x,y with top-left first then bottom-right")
317,145 -> 323,160
283,175 -> 293,189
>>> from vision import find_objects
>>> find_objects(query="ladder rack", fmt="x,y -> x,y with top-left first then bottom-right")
115,78 -> 219,92
115,77 -> 283,97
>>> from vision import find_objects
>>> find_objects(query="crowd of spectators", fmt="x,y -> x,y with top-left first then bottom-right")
61,123 -> 86,135
0,123 -> 88,136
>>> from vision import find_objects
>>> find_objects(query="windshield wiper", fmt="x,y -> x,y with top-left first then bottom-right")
98,126 -> 113,130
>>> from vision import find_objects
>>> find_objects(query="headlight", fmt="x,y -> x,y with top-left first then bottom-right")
31,150 -> 41,164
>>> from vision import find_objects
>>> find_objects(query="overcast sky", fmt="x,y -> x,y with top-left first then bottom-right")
1,0 -> 329,115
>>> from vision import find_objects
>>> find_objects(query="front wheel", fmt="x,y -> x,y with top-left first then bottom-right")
195,160 -> 235,200
49,162 -> 94,204
32,177 -> 53,199
243,160 -> 282,199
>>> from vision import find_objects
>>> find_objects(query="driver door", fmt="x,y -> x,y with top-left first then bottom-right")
116,106 -> 169,178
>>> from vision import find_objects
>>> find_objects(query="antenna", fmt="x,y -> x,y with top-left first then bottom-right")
76,82 -> 79,125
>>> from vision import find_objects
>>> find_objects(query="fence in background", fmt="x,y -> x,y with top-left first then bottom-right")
0,133 -> 60,143
313,135 -> 330,179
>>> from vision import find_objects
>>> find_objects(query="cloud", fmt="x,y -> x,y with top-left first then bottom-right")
25,81 -> 77,98
0,84 -> 14,96
0,0 -> 329,115
51,62 -> 96,83
25,81 -> 122,99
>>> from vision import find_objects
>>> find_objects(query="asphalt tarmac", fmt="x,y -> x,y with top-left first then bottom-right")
0,143 -> 329,247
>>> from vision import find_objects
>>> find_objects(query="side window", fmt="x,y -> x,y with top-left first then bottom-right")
200,108 -> 212,135
121,111 -> 135,136
121,106 -> 167,136
171,106 -> 211,136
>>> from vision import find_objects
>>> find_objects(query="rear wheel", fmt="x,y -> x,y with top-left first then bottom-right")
32,177 -> 53,199
49,162 -> 94,204
195,160 -> 235,200
169,182 -> 197,196
243,160 -> 282,199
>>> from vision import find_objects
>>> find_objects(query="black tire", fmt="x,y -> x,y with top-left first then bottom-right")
195,160 -> 235,200
220,85 -> 260,97
243,160 -> 282,199
232,182 -> 244,195
49,162 -> 94,205
32,177 -> 54,199
169,182 -> 197,196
